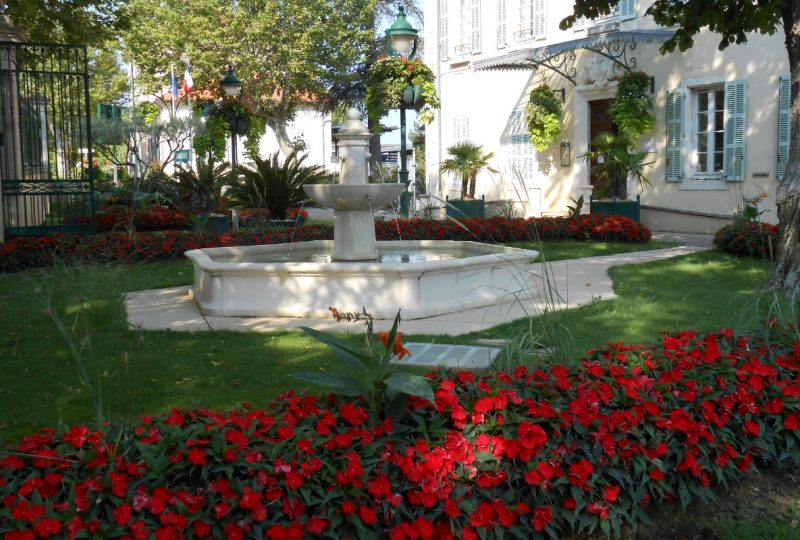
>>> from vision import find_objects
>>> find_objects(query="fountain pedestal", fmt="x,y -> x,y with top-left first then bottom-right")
303,109 -> 403,261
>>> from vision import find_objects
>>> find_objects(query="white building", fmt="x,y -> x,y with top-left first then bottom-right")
424,0 -> 789,232
153,95 -> 337,177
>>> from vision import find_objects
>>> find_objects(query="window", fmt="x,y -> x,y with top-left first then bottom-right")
666,80 -> 747,183
693,86 -> 724,175
439,0 -> 449,61
516,0 -> 545,42
778,75 -> 791,180
507,108 -> 536,184
497,0 -> 507,49
455,0 -> 481,56
453,116 -> 470,144
572,0 -> 635,31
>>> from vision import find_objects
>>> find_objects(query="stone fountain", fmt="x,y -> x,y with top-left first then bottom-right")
185,109 -> 539,320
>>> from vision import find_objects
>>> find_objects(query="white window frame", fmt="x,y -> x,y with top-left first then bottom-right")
572,0 -> 635,32
676,76 -> 746,190
690,84 -> 726,178
515,0 -> 545,42
497,0 -> 507,49
454,0 -> 480,56
506,108 -> 536,187
439,0 -> 449,61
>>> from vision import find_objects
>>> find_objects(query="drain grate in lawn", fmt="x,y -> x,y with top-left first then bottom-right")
391,343 -> 501,370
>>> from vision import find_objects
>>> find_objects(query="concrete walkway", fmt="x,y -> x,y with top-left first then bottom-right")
125,236 -> 711,336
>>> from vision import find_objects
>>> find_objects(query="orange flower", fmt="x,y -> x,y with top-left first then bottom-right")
378,331 -> 411,360
328,307 -> 343,322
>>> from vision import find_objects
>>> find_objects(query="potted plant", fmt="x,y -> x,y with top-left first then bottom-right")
525,84 -> 563,151
582,131 -> 653,221
610,71 -> 655,140
365,55 -> 441,131
440,142 -> 497,217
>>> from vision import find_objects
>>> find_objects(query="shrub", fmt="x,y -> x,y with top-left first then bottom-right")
1,330 -> 800,538
714,222 -> 778,259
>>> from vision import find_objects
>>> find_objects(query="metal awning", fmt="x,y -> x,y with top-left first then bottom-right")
472,29 -> 675,84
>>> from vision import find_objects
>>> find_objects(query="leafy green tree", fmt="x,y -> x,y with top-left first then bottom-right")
124,0 -> 376,157
88,40 -> 130,110
440,142 -> 498,200
562,0 -> 800,295
0,0 -> 129,45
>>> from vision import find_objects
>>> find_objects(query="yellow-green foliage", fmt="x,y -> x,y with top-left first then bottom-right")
525,85 -> 563,151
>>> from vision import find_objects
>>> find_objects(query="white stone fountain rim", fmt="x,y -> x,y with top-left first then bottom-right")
185,240 -> 539,274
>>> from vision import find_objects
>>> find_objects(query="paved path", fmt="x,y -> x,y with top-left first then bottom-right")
125,239 -> 710,336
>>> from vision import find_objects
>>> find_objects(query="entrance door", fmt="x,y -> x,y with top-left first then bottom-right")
588,98 -> 618,196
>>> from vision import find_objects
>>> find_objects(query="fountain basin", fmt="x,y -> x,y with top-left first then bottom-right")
186,240 -> 539,320
303,184 -> 405,210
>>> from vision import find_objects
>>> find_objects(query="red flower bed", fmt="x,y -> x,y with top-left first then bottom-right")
0,215 -> 650,273
714,222 -> 779,259
66,206 -> 192,232
1,330 -> 799,538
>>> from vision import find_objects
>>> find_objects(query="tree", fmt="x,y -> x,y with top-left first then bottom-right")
440,142 -> 497,200
562,0 -> 799,295
0,0 -> 129,45
124,0 -> 376,157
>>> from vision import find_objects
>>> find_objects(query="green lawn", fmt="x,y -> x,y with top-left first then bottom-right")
0,242 -> 772,442
510,238 -> 679,261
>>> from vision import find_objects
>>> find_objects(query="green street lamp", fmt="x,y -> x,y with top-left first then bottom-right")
220,64 -> 243,170
386,5 -> 418,217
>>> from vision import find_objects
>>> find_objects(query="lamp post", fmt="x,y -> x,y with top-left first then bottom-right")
220,64 -> 243,170
386,6 -> 418,217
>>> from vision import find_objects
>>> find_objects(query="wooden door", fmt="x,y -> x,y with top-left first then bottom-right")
589,98 -> 617,193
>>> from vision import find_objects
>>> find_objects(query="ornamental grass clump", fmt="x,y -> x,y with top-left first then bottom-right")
2,330 -> 800,538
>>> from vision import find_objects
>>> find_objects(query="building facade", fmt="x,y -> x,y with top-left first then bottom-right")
423,0 -> 789,232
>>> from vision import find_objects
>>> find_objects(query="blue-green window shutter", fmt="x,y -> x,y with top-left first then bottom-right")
778,75 -> 791,181
724,80 -> 747,181
619,0 -> 636,20
666,89 -> 683,181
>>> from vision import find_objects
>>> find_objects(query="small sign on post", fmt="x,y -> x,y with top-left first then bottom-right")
175,149 -> 192,163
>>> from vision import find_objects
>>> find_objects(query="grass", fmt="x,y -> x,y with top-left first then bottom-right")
509,239 -> 679,261
0,245 -> 770,441
0,241 -> 789,536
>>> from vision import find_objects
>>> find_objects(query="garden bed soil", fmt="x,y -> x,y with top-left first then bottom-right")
572,461 -> 800,539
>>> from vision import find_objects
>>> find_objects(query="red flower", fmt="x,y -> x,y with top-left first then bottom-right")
588,502 -> 609,520
649,468 -> 665,481
568,459 -> 594,488
744,420 -> 761,437
532,506 -> 553,531
340,403 -> 368,427
193,521 -> 211,537
785,413 -> 800,430
114,504 -> 132,526
187,448 -> 208,466
359,505 -> 378,525
604,484 -> 621,503
341,501 -> 357,515
33,517 -> 62,538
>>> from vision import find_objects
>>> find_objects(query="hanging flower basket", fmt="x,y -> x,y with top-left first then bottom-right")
366,55 -> 440,132
525,84 -> 563,151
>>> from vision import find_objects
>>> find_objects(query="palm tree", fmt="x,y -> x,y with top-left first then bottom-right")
172,158 -> 232,215
583,132 -> 653,199
439,142 -> 498,199
226,150 -> 328,220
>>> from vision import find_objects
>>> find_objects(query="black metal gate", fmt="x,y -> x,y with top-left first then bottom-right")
0,42 -> 94,238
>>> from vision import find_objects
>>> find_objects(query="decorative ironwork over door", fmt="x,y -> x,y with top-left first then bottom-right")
0,42 -> 94,238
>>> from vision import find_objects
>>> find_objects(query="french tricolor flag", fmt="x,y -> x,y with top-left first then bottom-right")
183,62 -> 193,95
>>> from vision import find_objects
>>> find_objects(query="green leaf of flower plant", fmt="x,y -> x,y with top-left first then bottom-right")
299,326 -> 370,373
382,372 -> 435,405
290,372 -> 366,397
378,311 -> 402,372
